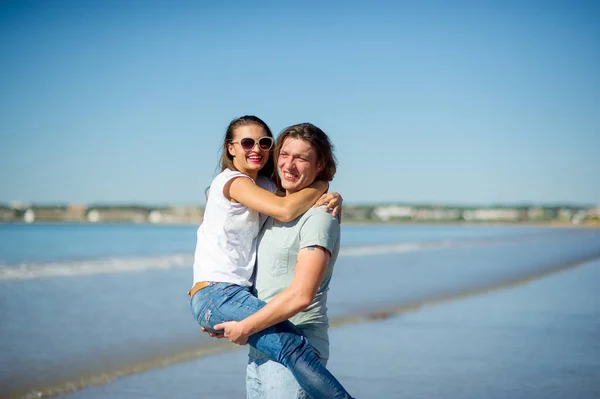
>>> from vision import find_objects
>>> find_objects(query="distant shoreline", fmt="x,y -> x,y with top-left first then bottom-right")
341,220 -> 600,228
1,220 -> 598,229
2,203 -> 597,226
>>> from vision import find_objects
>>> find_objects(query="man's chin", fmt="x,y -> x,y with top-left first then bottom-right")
281,182 -> 299,192
283,183 -> 313,194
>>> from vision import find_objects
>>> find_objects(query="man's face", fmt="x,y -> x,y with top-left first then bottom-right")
277,137 -> 323,194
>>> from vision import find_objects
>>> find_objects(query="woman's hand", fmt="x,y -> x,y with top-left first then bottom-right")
201,327 -> 225,339
315,191 -> 343,221
213,321 -> 250,345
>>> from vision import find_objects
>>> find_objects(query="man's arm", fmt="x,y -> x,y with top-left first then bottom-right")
214,245 -> 330,344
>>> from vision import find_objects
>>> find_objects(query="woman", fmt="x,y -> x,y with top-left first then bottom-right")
190,116 -> 353,398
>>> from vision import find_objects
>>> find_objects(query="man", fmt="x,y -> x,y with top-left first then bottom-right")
215,123 -> 341,398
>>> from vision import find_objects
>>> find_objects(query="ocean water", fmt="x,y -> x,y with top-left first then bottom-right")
0,223 -> 552,270
59,259 -> 600,399
0,223 -> 599,398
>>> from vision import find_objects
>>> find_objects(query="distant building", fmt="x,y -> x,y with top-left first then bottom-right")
65,203 -> 88,221
85,207 -> 148,223
558,208 -> 574,221
588,205 -> 600,219
148,210 -> 163,224
148,206 -> 204,224
10,200 -> 28,210
87,210 -> 100,223
373,206 -> 414,221
527,207 -> 544,220
413,208 -> 461,221
463,209 -> 520,222
0,207 -> 15,222
23,209 -> 35,223
21,205 -> 87,222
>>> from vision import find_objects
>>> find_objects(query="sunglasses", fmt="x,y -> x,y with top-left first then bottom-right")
230,136 -> 274,151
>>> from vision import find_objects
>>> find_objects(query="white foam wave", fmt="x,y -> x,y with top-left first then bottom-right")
0,238 -> 502,281
339,240 -> 457,256
0,254 -> 194,281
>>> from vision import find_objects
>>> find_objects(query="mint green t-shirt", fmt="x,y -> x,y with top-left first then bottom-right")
251,206 -> 340,360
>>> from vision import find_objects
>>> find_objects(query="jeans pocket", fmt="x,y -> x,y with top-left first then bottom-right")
191,285 -> 228,330
197,300 -> 229,333
191,295 -> 209,323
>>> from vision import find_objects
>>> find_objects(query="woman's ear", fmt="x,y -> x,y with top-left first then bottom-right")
227,143 -> 235,157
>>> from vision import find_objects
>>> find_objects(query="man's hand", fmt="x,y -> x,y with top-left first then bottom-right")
201,327 -> 225,339
314,191 -> 343,220
213,321 -> 250,345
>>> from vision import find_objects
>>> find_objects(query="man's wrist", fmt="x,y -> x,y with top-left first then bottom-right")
240,320 -> 255,337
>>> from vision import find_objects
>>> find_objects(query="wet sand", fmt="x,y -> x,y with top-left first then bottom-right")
60,258 -> 600,399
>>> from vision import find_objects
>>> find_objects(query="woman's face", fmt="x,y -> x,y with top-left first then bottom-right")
227,124 -> 271,177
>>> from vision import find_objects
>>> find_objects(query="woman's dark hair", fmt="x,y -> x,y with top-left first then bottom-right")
274,123 -> 337,187
219,115 -> 275,178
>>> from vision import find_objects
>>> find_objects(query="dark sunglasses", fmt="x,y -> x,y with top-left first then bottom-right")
230,137 -> 274,151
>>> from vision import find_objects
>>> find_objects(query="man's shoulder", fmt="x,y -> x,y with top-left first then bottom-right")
256,175 -> 277,193
300,206 -> 340,226
298,207 -> 340,241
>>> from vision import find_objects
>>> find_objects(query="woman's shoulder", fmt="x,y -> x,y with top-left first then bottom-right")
213,169 -> 253,186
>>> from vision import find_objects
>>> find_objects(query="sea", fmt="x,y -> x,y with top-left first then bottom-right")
0,223 -> 599,399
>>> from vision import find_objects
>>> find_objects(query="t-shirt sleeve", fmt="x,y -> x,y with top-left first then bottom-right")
213,170 -> 253,194
299,208 -> 340,254
208,170 -> 254,207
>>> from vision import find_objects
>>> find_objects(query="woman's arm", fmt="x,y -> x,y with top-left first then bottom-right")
226,177 -> 328,222
214,245 -> 329,344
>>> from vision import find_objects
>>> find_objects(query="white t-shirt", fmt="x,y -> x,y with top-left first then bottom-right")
192,169 -> 277,287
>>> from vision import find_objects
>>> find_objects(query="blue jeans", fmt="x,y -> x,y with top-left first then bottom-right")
190,282 -> 353,399
247,353 -> 322,398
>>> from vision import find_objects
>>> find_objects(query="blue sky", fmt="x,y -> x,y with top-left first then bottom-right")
1,0 -> 598,206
